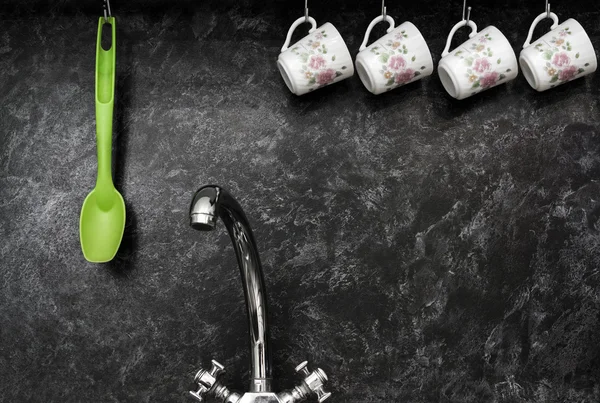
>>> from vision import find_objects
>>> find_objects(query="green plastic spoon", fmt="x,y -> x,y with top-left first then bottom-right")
79,17 -> 125,263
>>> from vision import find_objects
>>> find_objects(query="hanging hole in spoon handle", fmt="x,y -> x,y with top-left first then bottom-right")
101,19 -> 113,51
359,15 -> 396,52
522,12 -> 559,48
441,19 -> 478,57
281,16 -> 318,52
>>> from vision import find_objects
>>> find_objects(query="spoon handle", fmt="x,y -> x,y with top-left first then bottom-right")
95,17 -> 116,202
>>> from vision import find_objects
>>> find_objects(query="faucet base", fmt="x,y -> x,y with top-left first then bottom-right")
190,359 -> 330,403
237,392 -> 284,403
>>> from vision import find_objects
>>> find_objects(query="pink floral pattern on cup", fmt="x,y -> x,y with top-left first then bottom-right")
316,69 -> 337,85
395,69 -> 415,84
480,71 -> 499,88
291,28 -> 348,89
558,65 -> 578,81
308,55 -> 326,70
388,55 -> 406,71
453,32 -> 511,91
473,58 -> 492,73
533,27 -> 589,86
368,29 -> 427,89
394,30 -> 408,40
552,52 -> 570,67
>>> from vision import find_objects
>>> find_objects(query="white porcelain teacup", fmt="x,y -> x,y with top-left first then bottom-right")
277,16 -> 354,96
438,19 -> 518,100
355,15 -> 434,95
519,12 -> 597,92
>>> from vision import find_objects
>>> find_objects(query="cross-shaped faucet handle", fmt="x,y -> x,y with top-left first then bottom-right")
189,360 -> 226,402
295,361 -> 331,402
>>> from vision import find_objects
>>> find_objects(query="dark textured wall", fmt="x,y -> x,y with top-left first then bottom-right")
1,0 -> 599,402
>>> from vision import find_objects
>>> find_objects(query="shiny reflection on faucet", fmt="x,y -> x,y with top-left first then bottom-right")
190,185 -> 272,392
189,185 -> 331,403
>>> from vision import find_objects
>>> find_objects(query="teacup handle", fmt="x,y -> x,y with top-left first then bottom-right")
441,20 -> 478,57
522,12 -> 559,48
281,16 -> 318,52
358,15 -> 396,52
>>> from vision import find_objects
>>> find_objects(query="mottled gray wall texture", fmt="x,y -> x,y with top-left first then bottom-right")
1,0 -> 599,402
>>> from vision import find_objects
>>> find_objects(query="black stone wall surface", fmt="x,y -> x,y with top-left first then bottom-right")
1,0 -> 599,402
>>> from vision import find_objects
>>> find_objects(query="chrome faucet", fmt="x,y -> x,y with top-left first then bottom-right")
188,185 -> 331,403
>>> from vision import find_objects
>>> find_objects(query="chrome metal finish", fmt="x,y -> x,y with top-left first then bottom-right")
304,0 -> 309,22
295,362 -> 331,402
189,360 -> 242,403
277,361 -> 331,403
189,185 -> 331,403
103,0 -> 112,22
190,360 -> 226,402
190,185 -> 272,392
213,382 -> 242,403
461,0 -> 472,25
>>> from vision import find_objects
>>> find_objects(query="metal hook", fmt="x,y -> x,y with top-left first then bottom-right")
462,0 -> 471,24
304,0 -> 309,23
103,0 -> 112,22
545,0 -> 551,17
381,0 -> 387,19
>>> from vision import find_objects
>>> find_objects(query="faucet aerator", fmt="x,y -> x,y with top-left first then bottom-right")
190,213 -> 216,231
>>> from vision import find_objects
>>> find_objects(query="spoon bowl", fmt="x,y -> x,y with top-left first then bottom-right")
80,187 -> 125,262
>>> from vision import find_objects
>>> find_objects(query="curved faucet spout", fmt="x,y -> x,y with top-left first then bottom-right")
190,185 -> 272,392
